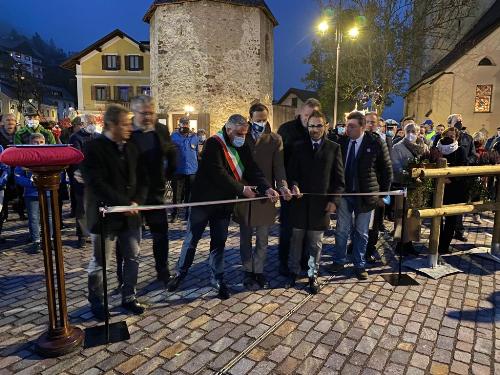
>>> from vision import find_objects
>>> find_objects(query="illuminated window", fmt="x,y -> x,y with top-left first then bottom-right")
474,84 -> 492,113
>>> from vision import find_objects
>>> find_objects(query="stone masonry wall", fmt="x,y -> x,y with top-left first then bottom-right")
150,0 -> 274,134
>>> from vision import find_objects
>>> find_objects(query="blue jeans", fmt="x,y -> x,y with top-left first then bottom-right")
25,196 -> 40,243
176,206 -> 230,283
334,197 -> 373,269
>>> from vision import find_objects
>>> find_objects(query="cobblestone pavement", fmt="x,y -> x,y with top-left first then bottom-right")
0,209 -> 498,375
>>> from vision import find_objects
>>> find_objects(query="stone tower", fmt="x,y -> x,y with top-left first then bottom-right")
144,0 -> 277,134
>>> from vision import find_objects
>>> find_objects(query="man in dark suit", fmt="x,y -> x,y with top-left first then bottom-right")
287,110 -> 345,294
167,114 -> 279,299
128,95 -> 177,286
82,104 -> 148,320
277,98 -> 321,275
331,111 -> 393,280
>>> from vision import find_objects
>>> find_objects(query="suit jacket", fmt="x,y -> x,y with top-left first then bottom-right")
81,135 -> 148,234
233,124 -> 287,227
277,116 -> 309,169
339,131 -> 393,212
288,138 -> 345,230
190,127 -> 271,216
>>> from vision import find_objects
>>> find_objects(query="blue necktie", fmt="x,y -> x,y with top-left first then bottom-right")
346,140 -> 357,192
313,142 -> 320,152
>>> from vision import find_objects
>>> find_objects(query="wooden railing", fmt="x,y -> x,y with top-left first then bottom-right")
408,159 -> 500,267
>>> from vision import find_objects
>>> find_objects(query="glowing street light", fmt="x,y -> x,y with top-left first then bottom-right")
317,20 -> 329,35
347,26 -> 360,39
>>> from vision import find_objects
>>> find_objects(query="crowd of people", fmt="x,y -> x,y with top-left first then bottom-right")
0,94 -> 496,321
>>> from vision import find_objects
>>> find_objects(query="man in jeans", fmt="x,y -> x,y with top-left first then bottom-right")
82,104 -> 147,320
171,117 -> 198,222
332,111 -> 392,280
167,114 -> 279,299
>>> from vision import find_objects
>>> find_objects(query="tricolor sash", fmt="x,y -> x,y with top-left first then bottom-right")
213,131 -> 245,181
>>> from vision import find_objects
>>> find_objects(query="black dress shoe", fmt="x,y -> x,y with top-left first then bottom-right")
279,264 -> 290,277
354,268 -> 368,280
328,263 -> 345,274
90,303 -> 109,321
122,300 -> 145,315
77,237 -> 87,249
29,242 -> 41,254
286,273 -> 297,288
254,273 -> 270,289
243,272 -> 257,290
308,277 -> 320,295
157,270 -> 171,285
216,281 -> 231,300
167,274 -> 184,292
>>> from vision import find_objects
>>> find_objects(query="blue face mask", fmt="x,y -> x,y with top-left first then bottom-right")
232,136 -> 245,148
386,130 -> 394,137
337,127 -> 345,135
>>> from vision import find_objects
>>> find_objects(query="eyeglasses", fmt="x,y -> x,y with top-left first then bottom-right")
137,111 -> 154,116
308,124 -> 324,129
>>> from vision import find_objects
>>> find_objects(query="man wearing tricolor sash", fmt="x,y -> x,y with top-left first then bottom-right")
167,114 -> 279,299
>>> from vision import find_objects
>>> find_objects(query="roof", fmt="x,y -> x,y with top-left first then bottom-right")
409,0 -> 500,92
276,88 -> 319,105
60,29 -> 150,71
0,80 -> 16,99
43,84 -> 75,102
143,0 -> 278,26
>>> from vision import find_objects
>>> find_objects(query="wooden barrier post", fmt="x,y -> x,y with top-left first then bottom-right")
491,175 -> 500,255
428,158 -> 447,268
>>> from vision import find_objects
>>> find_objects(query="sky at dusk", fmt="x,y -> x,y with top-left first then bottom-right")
0,0 -> 403,119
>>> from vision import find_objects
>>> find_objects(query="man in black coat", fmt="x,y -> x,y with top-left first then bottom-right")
82,104 -> 148,320
287,110 -> 345,294
447,113 -> 477,242
168,114 -> 279,299
277,98 -> 321,275
331,111 -> 393,280
127,95 -> 177,286
68,114 -> 98,248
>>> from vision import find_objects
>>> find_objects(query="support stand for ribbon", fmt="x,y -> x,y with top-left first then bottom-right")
84,211 -> 129,347
31,166 -> 84,356
382,189 -> 419,286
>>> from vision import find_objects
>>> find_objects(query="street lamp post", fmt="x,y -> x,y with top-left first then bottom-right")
317,2 -> 359,124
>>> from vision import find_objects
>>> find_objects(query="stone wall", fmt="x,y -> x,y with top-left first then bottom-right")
150,0 -> 274,134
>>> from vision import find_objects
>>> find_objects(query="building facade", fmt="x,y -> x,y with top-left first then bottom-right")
145,0 -> 277,134
405,1 -> 500,134
61,29 -> 150,114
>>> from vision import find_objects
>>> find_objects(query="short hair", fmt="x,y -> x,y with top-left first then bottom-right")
82,114 -> 96,126
249,103 -> 269,118
404,123 -> 417,134
402,116 -> 414,123
436,123 -> 446,129
447,113 -> 461,125
346,111 -> 366,127
197,129 -> 206,135
104,104 -> 129,129
365,111 -> 379,119
179,117 -> 190,125
131,95 -> 154,112
442,127 -> 459,139
29,132 -> 45,143
307,110 -> 326,125
2,113 -> 15,123
302,98 -> 321,110
225,114 -> 247,129
71,116 -> 83,127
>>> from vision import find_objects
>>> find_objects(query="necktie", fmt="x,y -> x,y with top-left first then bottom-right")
346,140 -> 357,191
313,142 -> 319,152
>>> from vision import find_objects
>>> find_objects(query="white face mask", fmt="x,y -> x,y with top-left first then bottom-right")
26,119 -> 39,128
84,124 -> 96,133
438,140 -> 459,155
406,133 -> 417,143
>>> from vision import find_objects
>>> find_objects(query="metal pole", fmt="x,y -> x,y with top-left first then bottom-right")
429,158 -> 447,267
333,0 -> 342,124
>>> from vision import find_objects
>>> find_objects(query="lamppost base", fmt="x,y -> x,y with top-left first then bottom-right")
84,321 -> 130,348
35,326 -> 84,357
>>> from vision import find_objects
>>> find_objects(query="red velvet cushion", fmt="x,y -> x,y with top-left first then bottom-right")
0,146 -> 84,167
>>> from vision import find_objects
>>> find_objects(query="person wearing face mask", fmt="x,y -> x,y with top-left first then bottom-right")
277,98 -> 321,276
14,109 -> 56,145
197,129 -> 207,148
431,128 -> 468,255
327,122 -> 346,144
68,114 -> 99,248
391,123 -> 430,254
286,110 -> 345,294
167,114 -> 278,299
170,117 -> 199,222
447,114 -> 476,242
233,103 -> 292,290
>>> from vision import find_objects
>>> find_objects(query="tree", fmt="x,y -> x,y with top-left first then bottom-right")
304,0 -> 476,120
